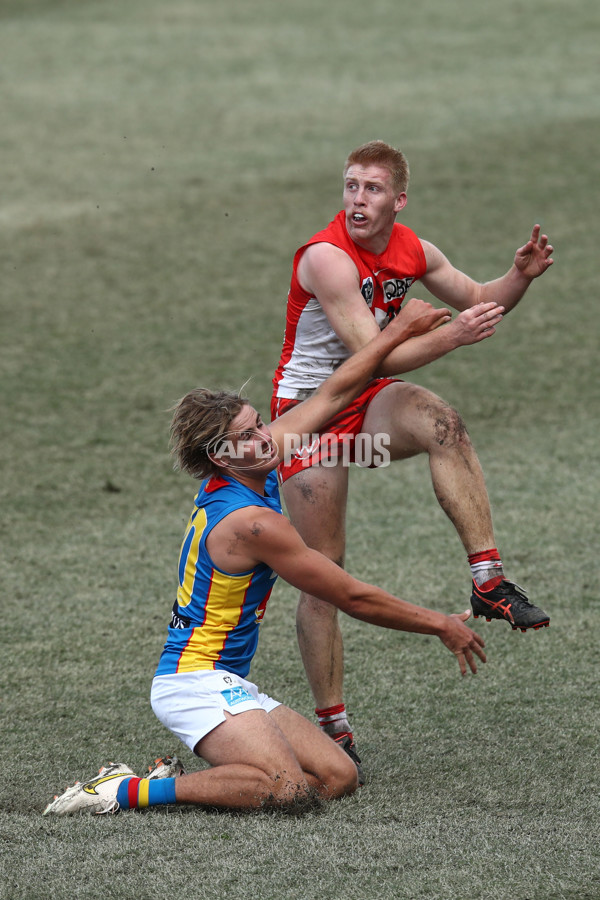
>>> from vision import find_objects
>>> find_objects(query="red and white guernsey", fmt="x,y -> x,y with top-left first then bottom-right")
272,210 -> 427,400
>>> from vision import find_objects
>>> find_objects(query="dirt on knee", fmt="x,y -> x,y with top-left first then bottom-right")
429,404 -> 470,448
262,783 -> 323,816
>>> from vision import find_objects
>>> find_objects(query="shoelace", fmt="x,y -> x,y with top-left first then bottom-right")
95,799 -> 120,815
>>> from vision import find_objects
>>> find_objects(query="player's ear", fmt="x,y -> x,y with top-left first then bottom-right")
207,438 -> 233,470
394,192 -> 407,213
208,452 -> 228,470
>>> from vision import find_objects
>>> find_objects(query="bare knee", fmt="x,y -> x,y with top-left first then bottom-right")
296,592 -> 340,650
266,773 -> 313,809
309,739 -> 359,800
320,752 -> 359,799
298,591 -> 341,620
370,384 -> 473,460
425,401 -> 471,451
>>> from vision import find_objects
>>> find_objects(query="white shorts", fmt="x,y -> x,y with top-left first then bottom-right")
150,670 -> 281,753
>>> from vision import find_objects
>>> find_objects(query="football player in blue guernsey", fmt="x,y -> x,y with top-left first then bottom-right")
43,297 -> 497,817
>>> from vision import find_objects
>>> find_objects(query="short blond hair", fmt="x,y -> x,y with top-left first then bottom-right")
169,388 -> 247,480
343,140 -> 410,194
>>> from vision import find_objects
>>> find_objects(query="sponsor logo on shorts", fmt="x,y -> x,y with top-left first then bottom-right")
221,687 -> 254,707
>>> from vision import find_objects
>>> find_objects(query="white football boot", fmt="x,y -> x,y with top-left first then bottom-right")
144,756 -> 185,780
42,763 -> 135,816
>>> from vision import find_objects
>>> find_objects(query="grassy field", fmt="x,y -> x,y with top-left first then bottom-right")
1,1 -> 598,898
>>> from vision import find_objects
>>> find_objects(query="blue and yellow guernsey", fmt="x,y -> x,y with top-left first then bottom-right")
154,471 -> 281,679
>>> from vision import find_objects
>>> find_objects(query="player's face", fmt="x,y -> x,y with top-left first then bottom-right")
218,405 -> 280,472
343,164 -> 407,252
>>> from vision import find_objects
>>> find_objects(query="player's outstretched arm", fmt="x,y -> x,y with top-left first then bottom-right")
420,224 -> 554,316
479,224 -> 554,314
269,297 -> 450,448
513,224 -> 554,280
374,301 -> 505,377
242,510 -> 486,676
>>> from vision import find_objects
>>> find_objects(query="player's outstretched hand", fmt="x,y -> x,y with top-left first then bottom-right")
393,297 -> 452,338
449,301 -> 505,347
514,224 -> 554,279
439,610 -> 486,676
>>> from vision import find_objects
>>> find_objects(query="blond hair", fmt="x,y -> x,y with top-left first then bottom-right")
343,140 -> 410,194
169,388 -> 247,480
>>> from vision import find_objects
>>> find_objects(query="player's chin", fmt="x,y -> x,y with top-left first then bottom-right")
269,453 -> 282,471
256,452 -> 281,473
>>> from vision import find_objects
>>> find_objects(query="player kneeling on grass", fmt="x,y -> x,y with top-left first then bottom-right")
43,298 -> 494,817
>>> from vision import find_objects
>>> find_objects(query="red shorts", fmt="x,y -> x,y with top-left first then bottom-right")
270,378 -> 398,484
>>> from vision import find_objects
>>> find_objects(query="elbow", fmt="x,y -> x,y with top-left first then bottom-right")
338,582 -> 374,621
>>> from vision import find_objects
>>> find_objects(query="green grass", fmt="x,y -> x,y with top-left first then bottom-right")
1,1 -> 599,898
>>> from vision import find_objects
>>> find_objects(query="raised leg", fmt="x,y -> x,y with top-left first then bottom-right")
361,382 -> 496,554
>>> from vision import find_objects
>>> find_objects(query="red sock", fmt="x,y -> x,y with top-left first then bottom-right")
468,548 -> 504,590
315,703 -> 352,739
